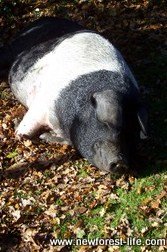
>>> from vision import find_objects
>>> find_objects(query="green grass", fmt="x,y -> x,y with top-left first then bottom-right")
112,175 -> 165,229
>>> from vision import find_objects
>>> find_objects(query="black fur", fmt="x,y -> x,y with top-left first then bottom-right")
56,70 -> 140,164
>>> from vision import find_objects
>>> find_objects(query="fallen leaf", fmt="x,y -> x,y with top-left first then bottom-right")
77,206 -> 87,214
151,200 -> 160,209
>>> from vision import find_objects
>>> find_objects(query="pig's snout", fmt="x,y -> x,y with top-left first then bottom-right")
92,141 -> 128,173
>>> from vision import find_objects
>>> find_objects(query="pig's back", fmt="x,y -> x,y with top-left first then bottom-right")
9,31 -> 138,108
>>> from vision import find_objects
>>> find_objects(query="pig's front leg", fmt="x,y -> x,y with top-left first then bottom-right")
39,107 -> 72,145
15,106 -> 45,139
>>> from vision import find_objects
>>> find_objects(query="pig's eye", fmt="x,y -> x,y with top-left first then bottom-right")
90,95 -> 97,108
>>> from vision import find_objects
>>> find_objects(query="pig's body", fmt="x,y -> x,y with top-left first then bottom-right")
10,32 -> 138,142
8,18 -> 148,173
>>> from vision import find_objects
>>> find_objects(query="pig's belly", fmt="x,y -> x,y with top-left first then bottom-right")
10,76 -> 42,108
11,71 -> 62,137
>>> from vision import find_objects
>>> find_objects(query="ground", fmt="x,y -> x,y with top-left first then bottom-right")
0,1 -> 167,252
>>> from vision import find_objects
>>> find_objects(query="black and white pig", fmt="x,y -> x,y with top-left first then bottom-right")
7,17 -> 148,173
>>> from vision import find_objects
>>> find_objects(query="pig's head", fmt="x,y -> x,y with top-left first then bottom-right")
70,88 -> 148,174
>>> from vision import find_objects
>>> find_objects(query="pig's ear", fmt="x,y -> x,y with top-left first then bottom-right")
91,90 -> 122,127
137,105 -> 148,139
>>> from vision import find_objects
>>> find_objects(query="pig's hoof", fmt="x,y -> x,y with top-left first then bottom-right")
39,132 -> 71,145
15,127 -> 31,141
15,123 -> 35,139
15,132 -> 29,141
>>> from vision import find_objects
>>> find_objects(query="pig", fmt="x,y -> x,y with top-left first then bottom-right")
7,17 -> 148,173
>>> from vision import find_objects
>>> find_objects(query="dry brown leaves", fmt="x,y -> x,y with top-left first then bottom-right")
0,0 -> 167,251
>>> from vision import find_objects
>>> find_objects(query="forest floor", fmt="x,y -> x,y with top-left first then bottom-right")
0,1 -> 167,252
